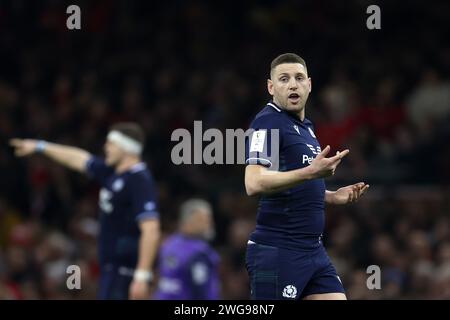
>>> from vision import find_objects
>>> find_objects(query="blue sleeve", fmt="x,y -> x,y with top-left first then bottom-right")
131,173 -> 160,222
188,253 -> 220,300
85,156 -> 114,185
245,114 -> 284,169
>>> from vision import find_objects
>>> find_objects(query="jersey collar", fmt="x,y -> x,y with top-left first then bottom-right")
267,101 -> 282,112
266,101 -> 309,124
129,162 -> 146,174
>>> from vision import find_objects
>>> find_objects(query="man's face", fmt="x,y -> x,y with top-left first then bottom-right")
268,63 -> 311,114
104,140 -> 125,166
192,208 -> 215,241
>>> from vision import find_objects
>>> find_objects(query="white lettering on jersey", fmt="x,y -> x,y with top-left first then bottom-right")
302,144 -> 321,164
99,188 -> 113,213
306,143 -> 321,155
302,154 -> 313,165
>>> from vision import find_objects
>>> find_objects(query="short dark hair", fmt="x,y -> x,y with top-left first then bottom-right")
109,122 -> 145,145
270,53 -> 307,77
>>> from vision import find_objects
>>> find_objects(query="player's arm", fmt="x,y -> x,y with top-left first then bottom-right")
9,138 -> 91,173
129,218 -> 160,300
136,218 -> 160,274
325,183 -> 370,205
245,146 -> 349,196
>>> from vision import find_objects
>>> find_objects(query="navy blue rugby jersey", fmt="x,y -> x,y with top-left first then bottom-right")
246,101 -> 326,250
86,157 -> 159,266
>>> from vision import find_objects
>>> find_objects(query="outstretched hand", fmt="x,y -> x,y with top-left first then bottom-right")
9,138 -> 38,157
329,182 -> 369,205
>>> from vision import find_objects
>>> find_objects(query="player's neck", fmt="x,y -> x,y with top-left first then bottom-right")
273,99 -> 305,121
298,110 -> 305,121
285,108 -> 306,122
115,156 -> 141,174
179,226 -> 200,238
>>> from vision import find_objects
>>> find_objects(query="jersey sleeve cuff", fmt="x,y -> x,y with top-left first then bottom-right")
136,211 -> 159,222
245,157 -> 272,168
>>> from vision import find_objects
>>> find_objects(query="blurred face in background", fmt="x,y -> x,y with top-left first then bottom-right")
104,139 -> 126,167
268,63 -> 311,117
189,208 -> 215,241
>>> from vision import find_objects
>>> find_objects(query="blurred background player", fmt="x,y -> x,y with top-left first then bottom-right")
244,53 -> 369,300
154,198 -> 220,300
9,122 -> 160,300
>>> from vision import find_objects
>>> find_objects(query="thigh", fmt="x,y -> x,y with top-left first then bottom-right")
98,266 -> 133,300
301,248 -> 346,299
303,293 -> 347,300
246,243 -> 315,300
246,242 -> 280,300
278,247 -> 316,300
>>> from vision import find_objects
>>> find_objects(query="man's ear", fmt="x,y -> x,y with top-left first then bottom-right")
308,77 -> 312,93
267,79 -> 274,96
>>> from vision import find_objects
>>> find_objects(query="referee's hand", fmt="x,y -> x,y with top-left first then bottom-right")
309,145 -> 349,178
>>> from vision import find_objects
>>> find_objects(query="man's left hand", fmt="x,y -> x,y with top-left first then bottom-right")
329,182 -> 369,204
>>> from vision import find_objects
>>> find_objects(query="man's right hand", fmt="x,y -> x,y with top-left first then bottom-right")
308,145 -> 349,179
9,139 -> 39,157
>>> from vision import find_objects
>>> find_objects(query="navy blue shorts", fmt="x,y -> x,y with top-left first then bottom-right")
98,264 -> 134,300
245,242 -> 345,300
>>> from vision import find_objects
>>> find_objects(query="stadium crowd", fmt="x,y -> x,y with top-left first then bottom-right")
0,0 -> 449,299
